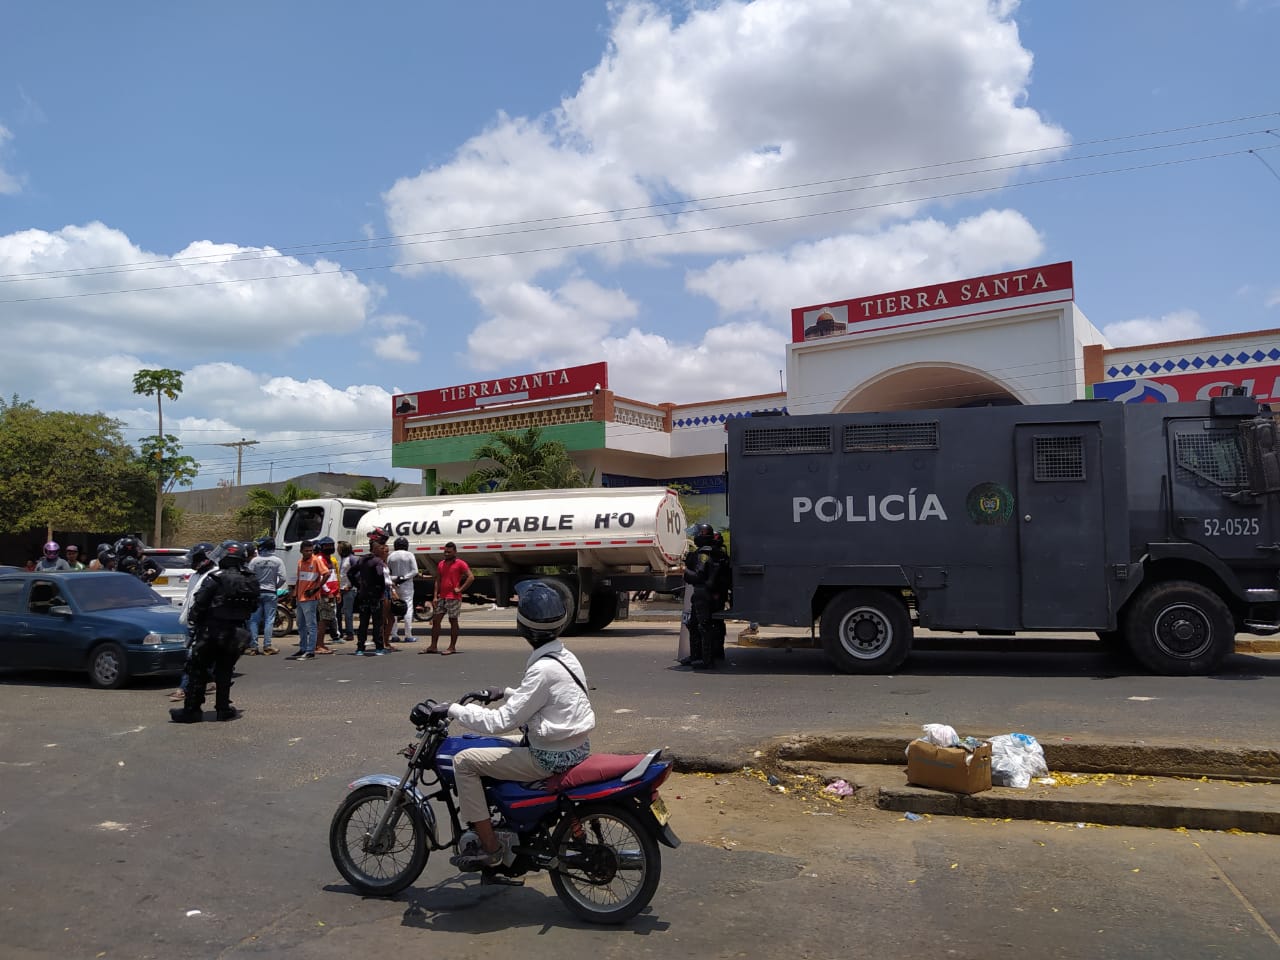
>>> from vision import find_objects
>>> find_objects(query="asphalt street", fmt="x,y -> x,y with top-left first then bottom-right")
3,616 -> 1280,958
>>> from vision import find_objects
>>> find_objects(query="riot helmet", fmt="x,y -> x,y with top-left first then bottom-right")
186,541 -> 215,568
687,522 -> 717,548
210,540 -> 250,569
514,580 -> 570,649
115,535 -> 142,558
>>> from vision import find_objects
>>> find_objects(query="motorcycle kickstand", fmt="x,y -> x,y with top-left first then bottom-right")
480,869 -> 524,887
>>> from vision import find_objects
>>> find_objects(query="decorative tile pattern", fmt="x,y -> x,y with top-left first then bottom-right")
1106,347 -> 1280,380
672,406 -> 787,429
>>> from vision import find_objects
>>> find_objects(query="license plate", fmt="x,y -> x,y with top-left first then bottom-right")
650,795 -> 669,826
153,576 -> 169,585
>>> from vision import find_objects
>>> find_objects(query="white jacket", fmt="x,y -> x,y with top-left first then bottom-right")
448,640 -> 595,751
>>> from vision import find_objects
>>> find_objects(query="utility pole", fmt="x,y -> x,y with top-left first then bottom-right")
217,438 -> 259,487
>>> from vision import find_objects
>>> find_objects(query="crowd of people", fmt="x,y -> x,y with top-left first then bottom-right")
24,537 -> 161,578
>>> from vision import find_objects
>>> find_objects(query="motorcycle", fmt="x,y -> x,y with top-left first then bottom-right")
328,691 -> 679,924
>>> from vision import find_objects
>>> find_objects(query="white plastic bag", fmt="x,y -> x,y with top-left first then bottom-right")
989,733 -> 1048,789
919,723 -> 960,748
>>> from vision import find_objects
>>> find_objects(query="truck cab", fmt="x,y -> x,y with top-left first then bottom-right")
275,498 -> 375,586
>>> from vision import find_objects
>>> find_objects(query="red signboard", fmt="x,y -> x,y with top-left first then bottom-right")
393,361 -> 608,418
1093,363 -> 1280,403
791,261 -> 1074,343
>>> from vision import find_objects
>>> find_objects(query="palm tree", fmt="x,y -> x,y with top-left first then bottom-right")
471,427 -> 592,491
236,481 -> 319,535
347,478 -> 402,502
436,470 -> 499,495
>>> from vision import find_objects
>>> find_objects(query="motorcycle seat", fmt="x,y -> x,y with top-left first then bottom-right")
542,750 -> 663,792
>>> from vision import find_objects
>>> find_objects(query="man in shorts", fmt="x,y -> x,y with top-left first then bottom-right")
421,541 -> 475,656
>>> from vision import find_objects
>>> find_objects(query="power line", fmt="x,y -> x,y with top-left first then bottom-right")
3,109 -> 1275,285
2,141 -> 1277,308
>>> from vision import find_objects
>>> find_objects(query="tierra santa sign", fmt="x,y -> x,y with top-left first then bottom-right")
393,361 -> 608,417
791,261 -> 1074,343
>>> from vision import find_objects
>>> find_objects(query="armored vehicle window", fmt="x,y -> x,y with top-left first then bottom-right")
1175,430 -> 1247,489
742,425 -> 832,455
1033,435 -> 1085,481
843,421 -> 938,452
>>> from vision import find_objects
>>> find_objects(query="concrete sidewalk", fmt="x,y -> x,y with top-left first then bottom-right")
768,733 -> 1280,835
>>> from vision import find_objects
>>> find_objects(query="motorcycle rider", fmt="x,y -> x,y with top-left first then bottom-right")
678,523 -> 732,669
429,579 -> 595,869
35,542 -> 71,572
169,541 -> 260,723
115,535 -> 161,583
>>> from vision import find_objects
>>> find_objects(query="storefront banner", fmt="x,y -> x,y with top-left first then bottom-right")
393,361 -> 608,417
1093,363 -> 1280,403
791,261 -> 1074,343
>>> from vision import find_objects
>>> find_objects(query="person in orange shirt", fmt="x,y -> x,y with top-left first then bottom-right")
287,539 -> 330,661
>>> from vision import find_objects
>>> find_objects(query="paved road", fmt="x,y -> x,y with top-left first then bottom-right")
2,620 -> 1279,958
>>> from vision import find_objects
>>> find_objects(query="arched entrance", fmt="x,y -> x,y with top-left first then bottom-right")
835,362 -> 1024,413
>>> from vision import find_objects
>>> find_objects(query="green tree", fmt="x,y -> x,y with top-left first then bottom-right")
236,481 -> 320,536
470,427 -> 592,491
436,470 -> 498,495
346,478 -> 402,502
138,434 -> 199,493
132,368 -> 184,545
0,397 -> 155,539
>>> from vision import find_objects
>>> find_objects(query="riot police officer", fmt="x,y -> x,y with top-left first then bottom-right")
114,535 -> 161,583
169,541 -> 260,723
679,523 -> 732,669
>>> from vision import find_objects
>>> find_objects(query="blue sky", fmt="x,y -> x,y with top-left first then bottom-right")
0,0 -> 1276,488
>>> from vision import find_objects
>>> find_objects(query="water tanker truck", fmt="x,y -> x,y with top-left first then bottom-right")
274,487 -> 687,633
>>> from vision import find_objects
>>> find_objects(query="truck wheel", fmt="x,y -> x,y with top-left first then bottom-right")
585,590 -> 619,632
1124,581 -> 1233,676
820,589 -> 912,674
545,579 -> 584,636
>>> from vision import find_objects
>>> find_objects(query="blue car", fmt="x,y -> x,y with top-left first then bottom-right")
0,572 -> 190,688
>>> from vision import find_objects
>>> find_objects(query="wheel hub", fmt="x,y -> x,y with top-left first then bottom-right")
842,609 -> 889,658
1154,604 -> 1211,658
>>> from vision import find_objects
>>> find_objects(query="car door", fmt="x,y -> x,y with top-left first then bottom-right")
22,578 -> 83,669
0,578 -> 28,666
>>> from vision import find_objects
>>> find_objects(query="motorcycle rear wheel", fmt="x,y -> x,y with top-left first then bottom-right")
329,784 -> 428,896
549,803 -> 661,924
272,607 -> 294,638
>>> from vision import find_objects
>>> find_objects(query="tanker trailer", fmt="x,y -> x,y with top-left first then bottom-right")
275,488 -> 687,633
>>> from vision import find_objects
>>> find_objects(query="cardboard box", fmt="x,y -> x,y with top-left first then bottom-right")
905,740 -> 992,794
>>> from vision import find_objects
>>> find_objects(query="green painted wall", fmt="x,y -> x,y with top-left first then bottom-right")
392,421 -> 606,470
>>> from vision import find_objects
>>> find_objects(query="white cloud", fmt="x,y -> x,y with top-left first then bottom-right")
1266,289 -> 1280,309
0,222 -> 376,361
1102,310 -> 1208,347
384,0 -> 1063,274
374,332 -> 420,363
686,209 -> 1044,320
0,124 -> 21,194
382,0 -> 1066,391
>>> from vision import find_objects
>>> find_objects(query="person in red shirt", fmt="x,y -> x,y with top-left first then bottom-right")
421,541 -> 475,655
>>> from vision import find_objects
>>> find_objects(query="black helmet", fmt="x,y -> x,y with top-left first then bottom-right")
514,580 -> 569,648
687,522 -> 716,548
115,535 -> 142,558
256,536 -> 276,552
393,536 -> 409,551
210,540 -> 250,568
186,541 -> 215,568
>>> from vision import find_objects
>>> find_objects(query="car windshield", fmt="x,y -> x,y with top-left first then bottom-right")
148,553 -> 191,570
65,574 -> 168,611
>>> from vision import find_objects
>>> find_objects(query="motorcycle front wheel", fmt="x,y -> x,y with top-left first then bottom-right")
329,784 -> 428,896
550,803 -> 661,924
272,607 -> 294,638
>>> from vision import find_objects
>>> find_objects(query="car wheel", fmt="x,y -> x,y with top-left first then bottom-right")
88,642 -> 129,689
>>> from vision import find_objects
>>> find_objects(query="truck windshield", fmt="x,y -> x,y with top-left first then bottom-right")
1174,430 -> 1247,489
284,505 -> 325,543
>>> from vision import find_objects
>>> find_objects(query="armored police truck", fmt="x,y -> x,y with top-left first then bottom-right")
724,395 -> 1280,676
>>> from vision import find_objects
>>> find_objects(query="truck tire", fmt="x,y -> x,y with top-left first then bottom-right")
1123,580 -> 1234,676
545,578 -> 584,636
585,590 -> 619,632
820,589 -> 912,674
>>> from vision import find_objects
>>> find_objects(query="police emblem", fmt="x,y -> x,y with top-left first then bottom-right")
965,482 -> 1014,525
